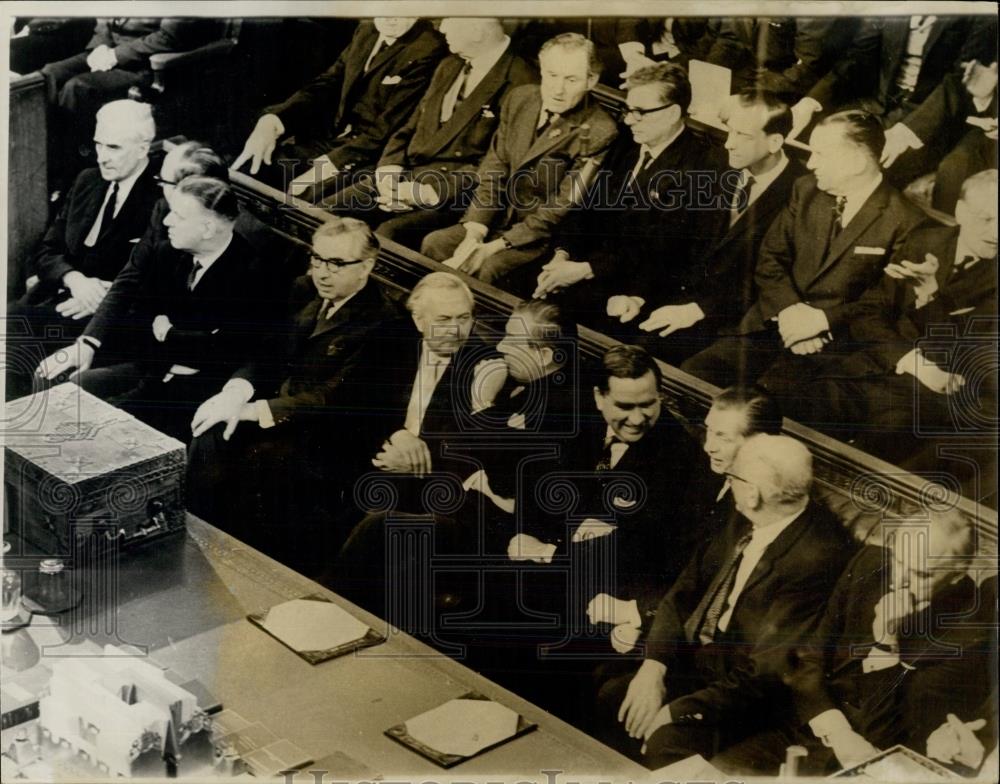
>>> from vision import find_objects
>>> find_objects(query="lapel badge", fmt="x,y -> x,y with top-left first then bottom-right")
481,106 -> 495,118
548,127 -> 563,139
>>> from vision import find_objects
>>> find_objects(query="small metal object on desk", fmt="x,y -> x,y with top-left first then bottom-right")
24,558 -> 82,616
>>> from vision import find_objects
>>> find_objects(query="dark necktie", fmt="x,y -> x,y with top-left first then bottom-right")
730,174 -> 756,226
825,195 -> 848,255
97,182 -> 119,241
596,436 -> 622,471
683,527 -> 754,645
950,255 -> 977,279
441,61 -> 473,123
186,260 -> 202,291
631,148 -> 652,181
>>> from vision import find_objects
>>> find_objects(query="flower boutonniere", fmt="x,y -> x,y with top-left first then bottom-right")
481,106 -> 495,119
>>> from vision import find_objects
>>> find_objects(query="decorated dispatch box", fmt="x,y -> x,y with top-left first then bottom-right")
4,383 -> 186,554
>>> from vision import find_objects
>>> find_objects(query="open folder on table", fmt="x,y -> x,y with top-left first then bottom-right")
386,692 -> 537,768
248,593 -> 385,664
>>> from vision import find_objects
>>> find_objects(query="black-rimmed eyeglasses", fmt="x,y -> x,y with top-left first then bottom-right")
309,255 -> 369,272
624,102 -> 674,120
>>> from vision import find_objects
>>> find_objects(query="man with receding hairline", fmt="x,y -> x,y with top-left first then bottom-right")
597,432 -> 857,766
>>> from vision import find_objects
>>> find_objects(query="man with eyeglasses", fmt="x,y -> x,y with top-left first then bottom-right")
185,217 -> 398,570
6,99 -> 160,400
597,433 -> 856,768
532,62 -> 729,345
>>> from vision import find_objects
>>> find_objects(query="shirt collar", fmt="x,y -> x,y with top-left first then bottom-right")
193,232 -> 233,271
419,342 -> 452,367
641,123 -> 685,165
320,286 -> 362,319
747,505 -> 805,548
954,236 -> 983,270
743,150 -> 788,192
464,35 -> 510,77
839,172 -> 883,226
110,158 -> 148,208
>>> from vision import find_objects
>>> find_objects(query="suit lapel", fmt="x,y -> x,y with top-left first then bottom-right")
740,510 -> 810,596
514,94 -> 590,171
426,51 -> 512,156
922,16 -> 945,57
342,26 -> 378,102
812,183 -> 891,284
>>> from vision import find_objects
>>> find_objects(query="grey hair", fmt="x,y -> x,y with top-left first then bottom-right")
407,271 -> 474,317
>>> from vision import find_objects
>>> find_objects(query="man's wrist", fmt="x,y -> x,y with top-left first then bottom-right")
624,599 -> 642,629
255,399 -> 275,429
809,709 -> 854,745
640,658 -> 668,679
78,335 -> 101,351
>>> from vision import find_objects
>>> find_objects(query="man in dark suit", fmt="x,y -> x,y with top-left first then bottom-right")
713,508 -> 989,776
706,17 -> 857,95
320,18 -> 536,250
781,170 -> 997,473
421,32 -> 618,294
233,18 -> 446,200
6,99 -> 160,400
633,90 -> 806,364
597,433 -> 858,766
681,110 -> 925,392
532,62 -> 729,360
790,15 -> 975,139
69,177 -> 280,442
185,218 -> 399,573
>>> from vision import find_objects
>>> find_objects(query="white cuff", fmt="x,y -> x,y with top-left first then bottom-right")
463,221 -> 489,239
625,599 -> 642,629
809,709 -> 853,742
256,399 -> 275,429
894,122 -> 925,150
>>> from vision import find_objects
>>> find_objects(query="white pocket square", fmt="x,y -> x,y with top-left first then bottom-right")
949,307 -> 975,316
854,246 -> 886,255
129,237 -> 141,243
612,496 -> 637,509
507,412 -> 526,430
381,75 -> 402,85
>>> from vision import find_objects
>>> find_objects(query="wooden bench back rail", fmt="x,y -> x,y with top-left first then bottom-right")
229,170 -> 996,557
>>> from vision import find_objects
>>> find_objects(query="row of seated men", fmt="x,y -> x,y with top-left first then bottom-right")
7,22 -> 998,502
2,97 -> 997,775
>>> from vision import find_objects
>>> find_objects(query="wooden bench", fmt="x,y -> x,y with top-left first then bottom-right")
228,169 -> 996,571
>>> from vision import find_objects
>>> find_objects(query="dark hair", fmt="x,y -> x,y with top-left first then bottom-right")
712,385 -> 783,436
510,298 -> 578,351
625,62 -> 691,114
172,141 -> 229,183
175,176 -> 239,222
539,32 -> 603,78
732,88 -> 792,137
817,109 -> 886,162
596,344 -> 662,393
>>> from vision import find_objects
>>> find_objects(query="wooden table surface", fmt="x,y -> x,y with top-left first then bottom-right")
7,517 -> 650,779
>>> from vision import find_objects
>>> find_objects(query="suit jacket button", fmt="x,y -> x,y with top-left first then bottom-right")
440,167 -> 448,171
454,150 -> 462,156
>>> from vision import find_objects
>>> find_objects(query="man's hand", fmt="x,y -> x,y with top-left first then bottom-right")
829,729 -> 880,769
191,388 -> 249,440
35,340 -> 95,382
610,622 -> 641,654
533,254 -> 593,298
884,253 -> 939,306
641,704 -> 673,751
381,429 -> 432,477
638,303 -> 705,337
460,239 -> 506,276
152,315 -> 173,343
288,156 -> 339,197
872,587 -> 915,642
572,518 -> 617,543
777,302 -> 830,347
896,350 -> 966,395
789,336 -> 827,355
443,231 -> 483,271
586,593 -> 639,626
927,714 -> 987,769
232,114 -> 284,175
881,123 -> 923,168
63,271 -> 108,313
606,295 -> 644,324
86,44 -> 117,72
789,97 -> 822,140
55,297 -> 97,321
471,357 -> 508,413
507,533 -> 557,563
618,658 -> 667,739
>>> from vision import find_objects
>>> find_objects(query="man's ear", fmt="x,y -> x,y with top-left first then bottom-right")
587,72 -> 600,91
767,133 -> 784,155
593,386 -> 603,409
539,345 -> 554,369
746,483 -> 763,511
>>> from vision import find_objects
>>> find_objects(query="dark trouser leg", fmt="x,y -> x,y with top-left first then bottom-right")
592,669 -> 645,761
644,722 -> 724,770
713,727 -> 833,777
420,223 -> 466,261
376,207 -> 462,252
933,129 -> 997,214
680,332 -> 784,389
474,243 -> 548,296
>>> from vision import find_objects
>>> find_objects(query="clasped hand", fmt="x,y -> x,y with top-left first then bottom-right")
191,388 -> 256,440
777,302 -> 830,348
373,429 -> 432,477
86,45 -> 117,72
884,253 -> 939,305
533,254 -> 592,298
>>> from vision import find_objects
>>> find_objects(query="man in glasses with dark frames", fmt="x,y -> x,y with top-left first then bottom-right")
186,217 -> 398,573
6,99 -> 160,400
533,62 -> 729,348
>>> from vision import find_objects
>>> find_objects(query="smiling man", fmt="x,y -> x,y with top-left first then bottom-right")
6,99 -> 160,399
421,32 -> 618,294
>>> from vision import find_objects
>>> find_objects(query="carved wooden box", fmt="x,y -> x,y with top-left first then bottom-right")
4,384 -> 186,553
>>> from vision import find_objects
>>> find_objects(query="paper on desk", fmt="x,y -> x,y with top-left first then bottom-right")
651,754 -> 727,781
405,698 -> 519,757
861,751 -> 952,781
259,598 -> 369,652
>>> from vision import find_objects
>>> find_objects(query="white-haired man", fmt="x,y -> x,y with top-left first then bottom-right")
597,433 -> 857,767
6,99 -> 160,399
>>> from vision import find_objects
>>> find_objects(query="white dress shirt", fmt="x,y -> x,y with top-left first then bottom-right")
188,235 -> 232,290
717,507 -> 804,633
83,160 -> 149,248
403,343 -> 451,435
603,426 -> 630,469
839,172 -> 883,228
364,34 -> 397,72
440,36 -> 511,123
732,151 -> 789,214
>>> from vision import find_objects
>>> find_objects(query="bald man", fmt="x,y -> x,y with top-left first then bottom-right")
597,434 -> 857,766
